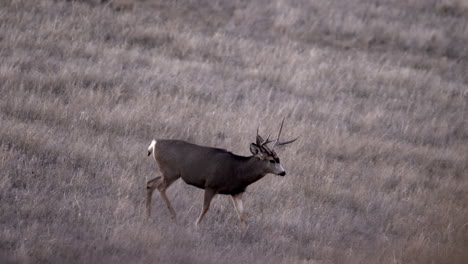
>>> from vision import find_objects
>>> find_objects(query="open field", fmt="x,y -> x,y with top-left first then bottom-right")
1,0 -> 467,263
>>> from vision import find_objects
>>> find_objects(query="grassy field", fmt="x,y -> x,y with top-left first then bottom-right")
1,0 -> 467,263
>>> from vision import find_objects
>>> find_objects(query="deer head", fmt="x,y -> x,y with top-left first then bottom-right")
249,119 -> 299,176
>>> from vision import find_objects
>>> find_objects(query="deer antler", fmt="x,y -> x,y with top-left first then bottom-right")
256,127 -> 274,148
272,118 -> 299,150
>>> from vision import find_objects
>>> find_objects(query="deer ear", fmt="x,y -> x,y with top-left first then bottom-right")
250,143 -> 260,155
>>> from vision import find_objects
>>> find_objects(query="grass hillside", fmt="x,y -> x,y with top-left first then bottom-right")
1,0 -> 467,263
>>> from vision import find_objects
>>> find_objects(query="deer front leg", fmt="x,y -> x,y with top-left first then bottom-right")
230,193 -> 246,224
196,188 -> 216,225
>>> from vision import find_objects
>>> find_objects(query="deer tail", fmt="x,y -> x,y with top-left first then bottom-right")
147,139 -> 157,157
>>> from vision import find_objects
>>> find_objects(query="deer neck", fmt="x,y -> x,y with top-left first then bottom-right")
238,156 -> 269,186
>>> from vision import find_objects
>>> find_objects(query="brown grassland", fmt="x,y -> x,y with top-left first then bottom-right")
1,0 -> 467,263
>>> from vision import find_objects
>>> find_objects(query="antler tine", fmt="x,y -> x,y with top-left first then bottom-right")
275,136 -> 300,146
272,118 -> 299,149
256,125 -> 274,147
277,118 -> 285,140
260,133 -> 273,147
256,126 -> 262,146
272,118 -> 285,149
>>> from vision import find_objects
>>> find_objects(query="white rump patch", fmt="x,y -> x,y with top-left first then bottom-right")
147,139 -> 157,154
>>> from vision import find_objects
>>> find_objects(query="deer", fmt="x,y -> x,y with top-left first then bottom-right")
146,119 -> 298,225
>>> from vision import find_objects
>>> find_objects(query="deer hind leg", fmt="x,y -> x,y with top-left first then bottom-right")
196,188 -> 216,225
230,193 -> 246,224
146,176 -> 161,217
146,173 -> 179,220
158,178 -> 177,221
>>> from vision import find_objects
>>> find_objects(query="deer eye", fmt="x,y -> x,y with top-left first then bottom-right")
269,160 -> 276,164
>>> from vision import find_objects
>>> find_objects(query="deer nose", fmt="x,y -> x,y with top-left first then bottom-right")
279,171 -> 286,176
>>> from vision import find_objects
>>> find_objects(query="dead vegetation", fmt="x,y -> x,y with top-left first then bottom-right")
0,0 -> 467,263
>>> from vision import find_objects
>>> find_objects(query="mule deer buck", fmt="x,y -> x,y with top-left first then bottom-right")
146,119 -> 298,225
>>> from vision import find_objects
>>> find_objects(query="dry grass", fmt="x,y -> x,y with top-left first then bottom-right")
1,0 -> 467,263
